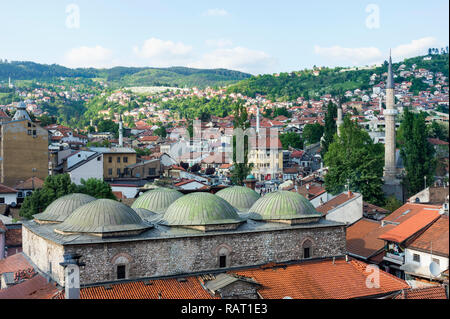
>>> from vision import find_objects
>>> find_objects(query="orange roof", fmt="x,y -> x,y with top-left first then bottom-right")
347,219 -> 396,259
55,277 -> 218,299
316,192 -> 355,215
394,286 -> 448,299
0,253 -> 32,275
232,258 -> 409,299
382,203 -> 441,224
0,275 -> 60,299
0,183 -> 18,194
407,215 -> 449,256
379,209 -> 441,243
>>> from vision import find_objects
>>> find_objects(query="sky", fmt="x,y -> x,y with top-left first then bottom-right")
1,0 -> 448,75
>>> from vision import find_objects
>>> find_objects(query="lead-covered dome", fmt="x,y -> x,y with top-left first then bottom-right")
34,193 -> 96,224
161,192 -> 243,231
248,191 -> 322,224
54,199 -> 152,237
131,187 -> 183,214
216,186 -> 260,212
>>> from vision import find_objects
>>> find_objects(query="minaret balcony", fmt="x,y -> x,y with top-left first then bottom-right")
383,109 -> 398,116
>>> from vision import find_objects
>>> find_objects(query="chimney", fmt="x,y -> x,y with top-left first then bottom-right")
348,190 -> 352,198
60,253 -> 85,299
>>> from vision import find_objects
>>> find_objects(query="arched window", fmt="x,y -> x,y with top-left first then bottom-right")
111,254 -> 132,280
215,244 -> 232,268
302,239 -> 313,259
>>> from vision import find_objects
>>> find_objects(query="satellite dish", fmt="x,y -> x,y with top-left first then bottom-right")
429,262 -> 440,277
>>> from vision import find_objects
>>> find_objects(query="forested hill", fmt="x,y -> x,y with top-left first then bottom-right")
227,53 -> 449,101
0,61 -> 252,88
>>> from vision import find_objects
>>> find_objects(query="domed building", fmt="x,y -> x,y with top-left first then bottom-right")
216,186 -> 260,212
248,191 -> 322,225
33,193 -> 96,224
22,189 -> 346,286
161,192 -> 244,231
131,187 -> 183,214
54,199 -> 151,238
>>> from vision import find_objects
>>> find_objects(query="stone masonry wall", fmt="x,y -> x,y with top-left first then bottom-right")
26,224 -> 346,286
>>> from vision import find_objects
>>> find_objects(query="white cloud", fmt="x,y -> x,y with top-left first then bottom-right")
205,38 -> 233,48
392,37 -> 437,60
189,47 -> 276,74
63,46 -> 114,68
314,37 -> 439,66
133,38 -> 193,67
203,8 -> 228,16
314,45 -> 382,65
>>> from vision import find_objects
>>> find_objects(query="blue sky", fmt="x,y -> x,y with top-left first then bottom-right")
1,0 -> 448,74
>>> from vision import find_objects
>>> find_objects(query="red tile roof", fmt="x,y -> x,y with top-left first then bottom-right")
407,215 -> 449,256
233,258 -> 409,299
394,285 -> 448,299
428,138 -> 449,146
382,203 -> 441,224
379,209 -> 441,243
0,253 -> 32,275
0,275 -> 60,299
347,219 -> 396,259
13,177 -> 44,190
316,192 -> 355,215
55,277 -> 217,299
0,183 -> 18,194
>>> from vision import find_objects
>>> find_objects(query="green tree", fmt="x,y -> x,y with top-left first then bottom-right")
324,116 -> 385,206
19,174 -> 78,219
279,132 -> 303,150
383,195 -> 403,214
77,178 -> 116,200
321,101 -> 337,157
400,108 -> 436,196
303,123 -> 324,145
230,101 -> 253,186
154,126 -> 167,138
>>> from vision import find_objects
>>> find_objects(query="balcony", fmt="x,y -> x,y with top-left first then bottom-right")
383,252 -> 405,265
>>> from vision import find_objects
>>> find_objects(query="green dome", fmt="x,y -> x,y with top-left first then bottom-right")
246,174 -> 256,180
216,186 -> 260,212
133,208 -> 160,221
161,192 -> 243,226
131,187 -> 183,214
54,199 -> 151,236
34,193 -> 96,223
248,191 -> 322,221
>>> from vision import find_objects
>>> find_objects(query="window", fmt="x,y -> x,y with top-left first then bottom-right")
148,168 -> 156,176
117,168 -> 121,175
117,265 -> 126,279
27,130 -> 32,135
28,122 -> 31,127
33,130 -> 36,136
97,157 -> 101,161
117,157 -> 121,163
302,239 -> 313,259
108,157 -> 112,163
413,254 -> 420,263
0,197 -> 4,204
108,168 -> 113,175
123,157 -> 128,163
219,255 -> 226,268
303,247 -> 310,259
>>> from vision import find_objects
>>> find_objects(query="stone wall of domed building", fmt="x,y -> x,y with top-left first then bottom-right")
23,224 -> 345,286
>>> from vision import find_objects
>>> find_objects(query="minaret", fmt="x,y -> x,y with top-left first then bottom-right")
256,106 -> 260,134
119,114 -> 123,147
383,52 -> 398,182
336,102 -> 343,137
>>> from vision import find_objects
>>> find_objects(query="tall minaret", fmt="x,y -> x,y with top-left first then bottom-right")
336,100 -> 343,137
256,106 -> 260,134
119,114 -> 123,147
383,52 -> 398,182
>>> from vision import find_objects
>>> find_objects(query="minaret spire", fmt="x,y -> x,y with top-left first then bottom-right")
386,49 -> 394,89
119,114 -> 123,147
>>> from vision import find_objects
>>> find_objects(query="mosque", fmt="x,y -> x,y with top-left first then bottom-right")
22,183 -> 346,287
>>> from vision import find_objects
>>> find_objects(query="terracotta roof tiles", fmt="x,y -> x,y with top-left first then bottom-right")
407,215 -> 449,256
394,286 -> 448,299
